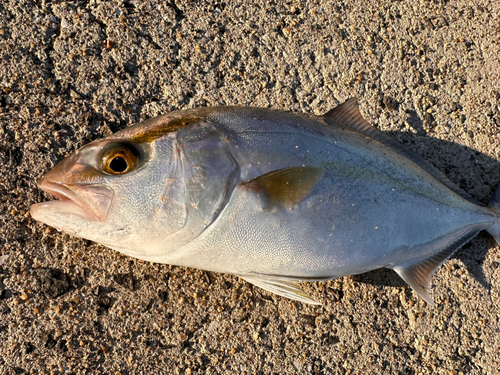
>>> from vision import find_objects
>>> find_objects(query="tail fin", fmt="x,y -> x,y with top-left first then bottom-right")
486,183 -> 500,246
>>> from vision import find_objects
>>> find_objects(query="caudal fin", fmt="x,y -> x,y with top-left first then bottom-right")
486,183 -> 500,246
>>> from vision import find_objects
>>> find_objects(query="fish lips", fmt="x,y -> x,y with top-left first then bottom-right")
31,180 -> 114,223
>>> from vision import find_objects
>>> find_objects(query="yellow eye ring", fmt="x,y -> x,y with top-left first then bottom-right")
101,143 -> 139,175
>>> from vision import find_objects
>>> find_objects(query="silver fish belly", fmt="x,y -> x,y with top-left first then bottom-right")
30,99 -> 500,306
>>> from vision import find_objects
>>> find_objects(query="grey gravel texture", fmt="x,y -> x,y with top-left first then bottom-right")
1,0 -> 500,374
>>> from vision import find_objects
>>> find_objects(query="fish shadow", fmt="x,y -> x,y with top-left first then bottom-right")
354,130 -> 500,292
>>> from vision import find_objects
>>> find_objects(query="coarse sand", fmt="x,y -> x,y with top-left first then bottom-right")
1,1 -> 499,374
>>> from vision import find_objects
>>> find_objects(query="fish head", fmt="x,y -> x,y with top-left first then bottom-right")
30,132 -> 190,257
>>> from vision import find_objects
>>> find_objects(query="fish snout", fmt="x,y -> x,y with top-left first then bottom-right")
36,179 -> 114,222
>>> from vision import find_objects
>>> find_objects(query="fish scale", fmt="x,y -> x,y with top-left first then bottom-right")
30,98 -> 500,306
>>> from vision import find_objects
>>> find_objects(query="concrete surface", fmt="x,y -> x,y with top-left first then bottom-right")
1,0 -> 500,374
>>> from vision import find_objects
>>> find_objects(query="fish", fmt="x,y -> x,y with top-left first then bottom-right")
30,98 -> 500,306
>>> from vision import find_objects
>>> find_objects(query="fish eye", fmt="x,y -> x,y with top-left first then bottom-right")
108,156 -> 128,173
101,143 -> 140,175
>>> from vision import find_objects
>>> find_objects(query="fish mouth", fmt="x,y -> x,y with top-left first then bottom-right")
30,180 -> 114,223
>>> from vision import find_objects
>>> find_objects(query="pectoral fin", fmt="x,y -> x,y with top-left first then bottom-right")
242,166 -> 323,210
240,275 -> 321,305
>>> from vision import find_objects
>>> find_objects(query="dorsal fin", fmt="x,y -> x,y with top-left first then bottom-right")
324,98 -> 371,130
242,167 -> 323,210
324,98 -> 483,206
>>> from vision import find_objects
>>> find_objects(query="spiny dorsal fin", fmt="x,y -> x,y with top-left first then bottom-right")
240,275 -> 321,305
324,98 -> 371,130
324,98 -> 483,206
393,226 -> 481,305
243,166 -> 323,209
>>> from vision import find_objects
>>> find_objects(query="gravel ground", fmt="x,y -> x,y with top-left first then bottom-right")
1,0 -> 500,374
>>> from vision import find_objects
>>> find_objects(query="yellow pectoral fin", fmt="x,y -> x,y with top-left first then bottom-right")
242,166 -> 323,210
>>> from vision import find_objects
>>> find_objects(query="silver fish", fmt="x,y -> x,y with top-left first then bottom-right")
30,99 -> 500,305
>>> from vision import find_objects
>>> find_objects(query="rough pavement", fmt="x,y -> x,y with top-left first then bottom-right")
1,0 -> 499,374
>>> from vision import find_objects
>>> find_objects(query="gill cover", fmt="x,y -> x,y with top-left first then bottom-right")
174,124 -> 239,237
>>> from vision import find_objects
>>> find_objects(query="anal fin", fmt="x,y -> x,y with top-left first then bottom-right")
393,227 -> 482,305
394,261 -> 438,306
240,275 -> 321,305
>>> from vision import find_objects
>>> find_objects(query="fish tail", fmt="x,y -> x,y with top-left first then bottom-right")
486,183 -> 500,246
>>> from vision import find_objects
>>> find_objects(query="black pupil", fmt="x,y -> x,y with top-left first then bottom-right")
109,156 -> 128,173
